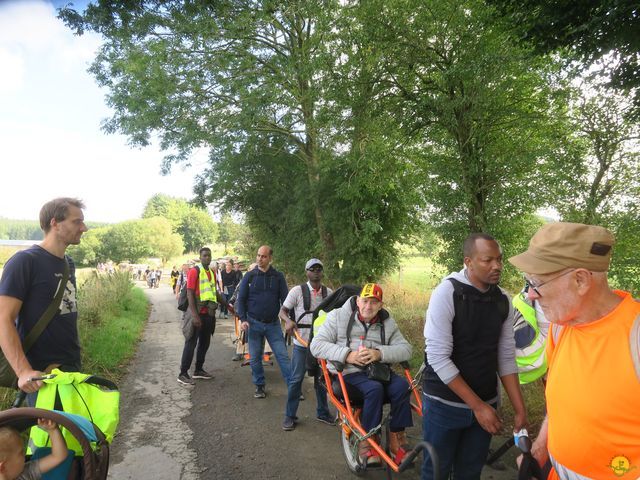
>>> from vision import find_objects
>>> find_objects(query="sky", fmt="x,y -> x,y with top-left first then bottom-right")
0,0 -> 207,224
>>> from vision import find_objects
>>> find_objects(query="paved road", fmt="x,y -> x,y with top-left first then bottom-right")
107,284 -> 517,479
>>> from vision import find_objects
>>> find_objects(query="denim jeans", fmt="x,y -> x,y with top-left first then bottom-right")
222,286 -> 235,315
179,313 -> 215,374
285,344 -> 330,418
248,318 -> 290,386
421,396 -> 493,480
343,371 -> 413,433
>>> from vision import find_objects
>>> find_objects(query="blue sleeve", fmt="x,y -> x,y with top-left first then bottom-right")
279,272 -> 288,305
235,272 -> 249,321
0,251 -> 32,300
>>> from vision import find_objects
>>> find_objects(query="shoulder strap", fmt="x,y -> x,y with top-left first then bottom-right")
23,258 -> 70,353
630,314 -> 640,382
321,286 -> 327,299
300,283 -> 311,313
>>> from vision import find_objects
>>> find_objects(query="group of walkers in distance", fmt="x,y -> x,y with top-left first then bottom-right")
0,196 -> 638,480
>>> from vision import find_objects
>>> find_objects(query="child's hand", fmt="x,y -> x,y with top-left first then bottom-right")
37,418 -> 58,432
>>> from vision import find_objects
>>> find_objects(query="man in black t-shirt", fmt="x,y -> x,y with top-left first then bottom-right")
0,197 -> 87,395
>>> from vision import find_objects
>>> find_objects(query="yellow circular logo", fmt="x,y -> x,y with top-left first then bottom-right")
608,456 -> 637,477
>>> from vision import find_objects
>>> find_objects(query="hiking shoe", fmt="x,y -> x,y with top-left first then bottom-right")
316,414 -> 336,426
282,416 -> 296,431
254,386 -> 266,399
177,373 -> 195,386
231,353 -> 243,361
193,369 -> 213,380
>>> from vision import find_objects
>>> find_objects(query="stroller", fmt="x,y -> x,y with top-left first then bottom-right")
299,285 -> 440,478
0,371 -> 118,480
0,407 -> 109,480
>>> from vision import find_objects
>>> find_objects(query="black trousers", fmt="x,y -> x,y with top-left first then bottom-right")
180,313 -> 216,374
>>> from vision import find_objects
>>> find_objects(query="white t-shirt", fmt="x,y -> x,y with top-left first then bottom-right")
282,282 -> 332,346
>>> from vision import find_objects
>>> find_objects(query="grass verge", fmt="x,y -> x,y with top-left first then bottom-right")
0,272 -> 149,409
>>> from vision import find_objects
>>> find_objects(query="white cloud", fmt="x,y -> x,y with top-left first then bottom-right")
0,1 -> 204,224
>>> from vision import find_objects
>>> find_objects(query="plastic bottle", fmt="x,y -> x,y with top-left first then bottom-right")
358,335 -> 366,351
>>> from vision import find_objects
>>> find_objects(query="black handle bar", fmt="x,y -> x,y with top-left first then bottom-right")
398,441 -> 440,479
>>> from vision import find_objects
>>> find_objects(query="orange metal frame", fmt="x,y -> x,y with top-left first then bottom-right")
295,331 -> 423,474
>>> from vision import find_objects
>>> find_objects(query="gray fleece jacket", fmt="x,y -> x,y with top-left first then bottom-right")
310,296 -> 412,375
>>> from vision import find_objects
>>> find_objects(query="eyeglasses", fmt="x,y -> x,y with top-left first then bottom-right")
524,269 -> 575,297
307,266 -> 323,272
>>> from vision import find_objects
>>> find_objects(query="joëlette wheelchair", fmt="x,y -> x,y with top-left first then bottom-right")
296,330 -> 439,478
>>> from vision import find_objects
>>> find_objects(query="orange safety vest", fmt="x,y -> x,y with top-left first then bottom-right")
545,291 -> 640,480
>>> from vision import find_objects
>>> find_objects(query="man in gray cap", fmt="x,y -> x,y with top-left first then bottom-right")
278,258 -> 333,431
509,222 -> 640,480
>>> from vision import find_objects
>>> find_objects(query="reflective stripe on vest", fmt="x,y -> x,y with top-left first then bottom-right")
513,293 -> 548,384
197,264 -> 217,302
550,454 -> 591,480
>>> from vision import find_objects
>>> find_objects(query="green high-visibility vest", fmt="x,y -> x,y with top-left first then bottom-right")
313,310 -> 328,337
513,293 -> 548,384
30,369 -> 119,455
197,263 -> 217,302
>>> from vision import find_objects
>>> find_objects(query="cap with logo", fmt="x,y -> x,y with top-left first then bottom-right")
305,258 -> 323,270
508,222 -> 615,274
360,283 -> 383,302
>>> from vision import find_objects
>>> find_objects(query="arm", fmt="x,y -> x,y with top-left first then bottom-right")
236,274 -> 249,330
35,419 -> 68,474
497,298 -> 528,430
376,318 -> 412,364
425,281 -> 502,433
186,268 -> 201,328
0,296 -> 43,393
309,311 -> 351,363
531,415 -> 549,466
500,373 -> 528,431
279,288 -> 299,335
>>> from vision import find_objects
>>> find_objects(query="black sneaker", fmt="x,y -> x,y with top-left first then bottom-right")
193,369 -> 213,380
254,386 -> 266,399
282,416 -> 296,431
316,414 -> 336,426
177,373 -> 195,386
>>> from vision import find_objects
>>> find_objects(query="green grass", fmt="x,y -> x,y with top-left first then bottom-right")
0,273 -> 149,409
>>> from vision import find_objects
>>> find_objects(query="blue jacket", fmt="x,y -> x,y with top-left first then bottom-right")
235,266 -> 288,322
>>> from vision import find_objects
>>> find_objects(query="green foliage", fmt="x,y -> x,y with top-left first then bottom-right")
142,194 -> 216,253
489,0 -> 640,117
0,219 -> 42,240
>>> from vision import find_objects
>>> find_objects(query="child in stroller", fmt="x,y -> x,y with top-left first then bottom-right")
0,417 -> 66,480
0,406 -> 111,480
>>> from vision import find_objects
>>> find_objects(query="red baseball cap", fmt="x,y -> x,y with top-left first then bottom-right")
360,283 -> 383,302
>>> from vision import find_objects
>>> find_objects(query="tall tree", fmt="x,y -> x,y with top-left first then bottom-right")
489,0 -> 640,117
365,0 -> 576,268
60,0 -> 419,282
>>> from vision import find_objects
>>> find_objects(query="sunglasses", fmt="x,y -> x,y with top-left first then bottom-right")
307,266 -> 323,272
524,269 -> 575,297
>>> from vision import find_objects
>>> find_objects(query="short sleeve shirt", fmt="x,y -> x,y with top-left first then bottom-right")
0,245 -> 81,371
17,460 -> 42,480
187,266 -> 215,314
283,283 -> 332,346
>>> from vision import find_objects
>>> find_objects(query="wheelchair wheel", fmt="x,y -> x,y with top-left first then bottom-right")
340,419 -> 366,476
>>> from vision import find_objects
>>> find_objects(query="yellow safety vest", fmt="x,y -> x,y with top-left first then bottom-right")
197,264 -> 217,302
513,293 -> 547,384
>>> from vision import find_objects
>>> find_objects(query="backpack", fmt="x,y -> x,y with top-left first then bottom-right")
289,283 -> 329,327
305,284 -> 361,376
177,266 -> 200,311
